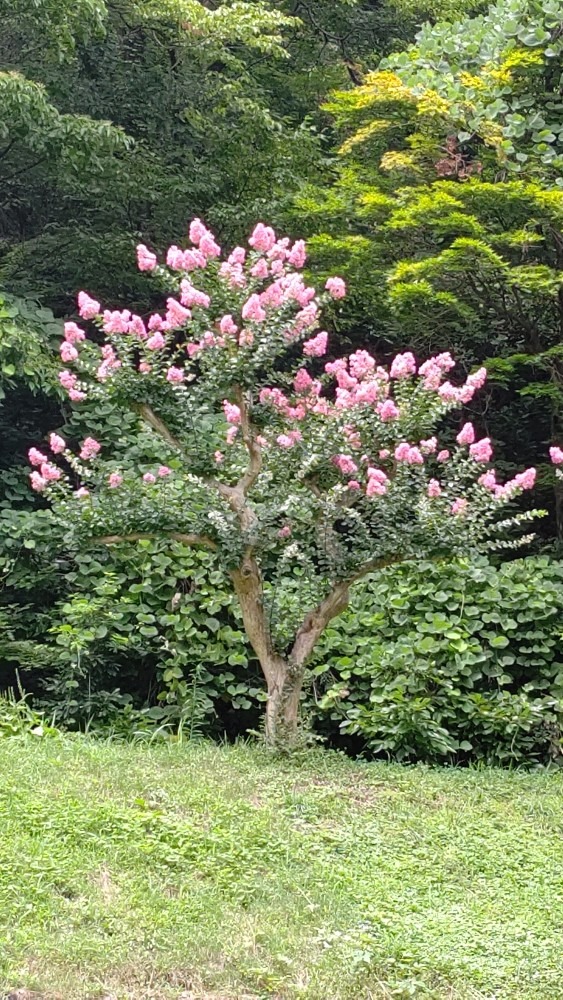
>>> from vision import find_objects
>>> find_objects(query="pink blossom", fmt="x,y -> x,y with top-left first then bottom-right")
277,434 -> 296,449
146,332 -> 165,350
214,451 -> 224,464
148,314 -> 165,331
278,524 -> 292,539
139,361 -> 151,373
128,315 -> 147,339
420,437 -> 437,454
469,437 -> 493,463
64,322 -> 86,343
325,276 -> 346,299
136,244 -> 157,271
220,314 -> 238,336
166,298 -> 191,329
514,468 -> 536,490
407,447 -> 424,465
187,341 -> 202,357
478,471 -> 496,490
242,294 -> 266,323
456,422 -> 475,446
467,367 -> 487,389
199,233 -> 221,259
60,341 -> 78,363
293,369 -> 313,394
167,245 -> 185,269
108,472 -> 123,488
394,442 -> 411,462
69,389 -> 87,402
288,240 -> 306,268
334,454 -> 358,476
166,366 -> 184,383
183,249 -> 207,270
223,400 -> 241,425
366,475 -> 387,497
437,449 -> 450,463
103,309 -> 130,334
49,433 -> 66,454
294,303 -> 318,333
451,498 -> 468,516
75,488 -> 90,499
228,247 -> 246,265
239,329 -> 254,347
549,446 -> 563,465
30,472 -> 47,492
77,291 -> 100,320
189,218 -> 207,245
226,426 -> 238,445
143,472 -> 156,484
303,331 -> 328,357
79,437 -> 101,460
348,480 -> 361,490
249,223 -> 276,252
260,282 -> 284,309
40,462 -> 61,482
379,449 -> 390,460
267,238 -> 290,261
438,382 -> 461,403
250,258 -> 269,279
349,350 -> 376,380
59,370 -> 77,390
427,479 -> 442,498
390,352 -> 416,380
158,466 -> 171,477
378,399 -> 400,422
28,448 -> 47,467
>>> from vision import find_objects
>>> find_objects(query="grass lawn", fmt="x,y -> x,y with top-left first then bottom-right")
0,739 -> 562,999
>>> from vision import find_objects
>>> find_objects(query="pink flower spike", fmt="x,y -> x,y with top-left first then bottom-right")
228,247 -> 246,265
108,472 -> 123,488
158,466 -> 171,477
325,276 -> 346,299
250,258 -> 269,279
166,245 -> 185,269
303,331 -> 328,357
30,472 -> 47,492
139,361 -> 151,373
136,244 -> 157,272
223,400 -> 241,425
549,446 -> 563,465
166,366 -> 185,383
249,223 -> 276,253
390,352 -> 416,380
49,433 -> 66,454
378,399 -> 400,422
456,422 -> 475,446
189,218 -> 207,245
277,434 -> 295,449
59,370 -> 77,390
64,322 -> 86,343
77,291 -> 100,320
478,471 -> 496,490
437,449 -> 450,463
166,298 -> 191,329
469,437 -> 493,463
79,437 -> 101,461
40,462 -> 61,482
75,488 -> 90,499
226,426 -> 238,445
143,472 -> 156,484
69,390 -> 87,402
427,479 -> 441,498
242,294 -> 266,323
199,233 -> 221,259
28,447 -> 48,467
288,240 -> 307,268
420,437 -> 437,455
60,341 -> 78,363
214,451 -> 224,464
451,498 -> 468,516
348,480 -> 361,490
146,332 -> 166,350
278,524 -> 292,539
394,442 -> 411,462
379,449 -> 390,460
219,314 -> 238,336
514,468 -> 536,490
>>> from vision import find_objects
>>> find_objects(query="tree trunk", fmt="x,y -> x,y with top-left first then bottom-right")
263,656 -> 305,749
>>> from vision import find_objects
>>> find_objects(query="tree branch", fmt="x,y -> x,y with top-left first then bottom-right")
136,404 -> 191,459
290,554 -> 404,668
93,531 -> 217,549
233,386 -> 262,495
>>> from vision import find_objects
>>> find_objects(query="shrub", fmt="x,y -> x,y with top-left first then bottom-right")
315,557 -> 563,764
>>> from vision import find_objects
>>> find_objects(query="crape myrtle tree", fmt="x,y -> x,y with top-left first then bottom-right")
28,220 -> 544,745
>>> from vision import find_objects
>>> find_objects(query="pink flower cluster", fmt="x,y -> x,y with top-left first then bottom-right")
366,468 -> 388,497
395,443 -> 424,465
79,437 -> 101,461
550,446 -> 563,465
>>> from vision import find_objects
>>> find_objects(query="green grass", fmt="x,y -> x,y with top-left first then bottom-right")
1,740 -> 563,999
